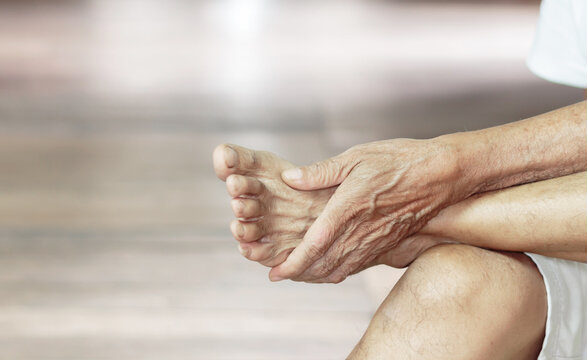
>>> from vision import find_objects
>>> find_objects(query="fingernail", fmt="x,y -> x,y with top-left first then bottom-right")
224,146 -> 238,168
282,168 -> 302,180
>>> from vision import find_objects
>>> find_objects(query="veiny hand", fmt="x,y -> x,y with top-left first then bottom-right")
268,138 -> 473,283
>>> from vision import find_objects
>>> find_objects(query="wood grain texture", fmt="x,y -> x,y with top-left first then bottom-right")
0,0 -> 582,359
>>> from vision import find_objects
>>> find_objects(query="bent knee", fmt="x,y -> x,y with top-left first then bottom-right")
351,245 -> 546,360
402,244 -> 545,309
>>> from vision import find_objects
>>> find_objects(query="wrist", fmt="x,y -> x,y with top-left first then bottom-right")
433,132 -> 488,197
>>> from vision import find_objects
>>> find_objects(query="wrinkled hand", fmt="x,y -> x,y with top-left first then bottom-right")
268,138 -> 472,283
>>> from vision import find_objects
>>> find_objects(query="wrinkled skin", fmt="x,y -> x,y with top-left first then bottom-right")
213,143 -> 456,279
269,138 -> 473,283
213,144 -> 334,268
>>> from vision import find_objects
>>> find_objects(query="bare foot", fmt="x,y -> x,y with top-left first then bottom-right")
213,144 -> 335,267
213,144 -> 456,275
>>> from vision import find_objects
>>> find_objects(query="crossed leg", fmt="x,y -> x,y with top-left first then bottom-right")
213,144 -> 548,359
349,244 -> 547,360
213,144 -> 445,269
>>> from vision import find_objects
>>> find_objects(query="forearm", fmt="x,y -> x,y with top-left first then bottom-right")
439,101 -> 587,196
421,171 -> 587,262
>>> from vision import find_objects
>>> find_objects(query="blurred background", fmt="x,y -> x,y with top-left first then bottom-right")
0,0 -> 583,359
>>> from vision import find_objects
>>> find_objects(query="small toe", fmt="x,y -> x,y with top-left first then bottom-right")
239,242 -> 293,267
238,241 -> 272,262
226,175 -> 265,198
230,219 -> 265,242
260,247 -> 293,267
231,198 -> 264,220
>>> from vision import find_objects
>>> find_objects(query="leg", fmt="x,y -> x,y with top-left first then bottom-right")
213,144 -> 444,269
349,244 -> 547,360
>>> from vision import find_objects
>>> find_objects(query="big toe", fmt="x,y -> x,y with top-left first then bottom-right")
213,143 -> 287,181
213,144 -> 239,181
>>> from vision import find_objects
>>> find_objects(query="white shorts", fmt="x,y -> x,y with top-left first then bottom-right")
525,253 -> 587,359
527,0 -> 587,88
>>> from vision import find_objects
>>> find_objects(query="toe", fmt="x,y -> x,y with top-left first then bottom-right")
230,219 -> 264,242
226,175 -> 265,198
225,144 -> 269,173
214,143 -> 293,181
238,242 -> 271,262
239,242 -> 293,267
213,144 -> 238,181
260,248 -> 293,267
231,198 -> 264,219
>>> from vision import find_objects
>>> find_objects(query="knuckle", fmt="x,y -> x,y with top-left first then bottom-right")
294,268 -> 319,282
320,270 -> 344,284
316,267 -> 332,279
319,256 -> 338,276
305,241 -> 325,261
309,162 -> 329,183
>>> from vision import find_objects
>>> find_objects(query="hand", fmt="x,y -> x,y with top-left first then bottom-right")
268,138 -> 472,283
364,233 -> 460,271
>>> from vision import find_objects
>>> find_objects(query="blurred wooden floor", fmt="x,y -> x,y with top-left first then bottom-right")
0,1 -> 583,359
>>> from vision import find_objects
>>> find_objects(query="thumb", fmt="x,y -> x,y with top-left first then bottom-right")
281,155 -> 353,191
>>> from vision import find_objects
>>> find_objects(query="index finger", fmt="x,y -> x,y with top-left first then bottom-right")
268,181 -> 357,281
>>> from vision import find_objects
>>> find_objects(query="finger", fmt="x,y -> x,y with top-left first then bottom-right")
260,248 -> 293,268
268,212 -> 336,281
231,198 -> 264,220
238,241 -> 294,267
295,236 -> 350,282
310,248 -> 376,284
281,153 -> 356,191
230,219 -> 265,243
269,180 -> 360,281
226,175 -> 265,198
321,264 -> 353,284
296,229 -> 368,283
299,253 -> 348,283
308,268 -> 347,284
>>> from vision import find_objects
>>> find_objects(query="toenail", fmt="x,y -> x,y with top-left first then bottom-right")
236,223 -> 245,238
229,176 -> 241,192
236,201 -> 244,213
238,244 -> 250,257
232,199 -> 244,213
224,147 -> 238,168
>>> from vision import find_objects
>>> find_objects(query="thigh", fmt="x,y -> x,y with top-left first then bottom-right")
349,244 -> 547,360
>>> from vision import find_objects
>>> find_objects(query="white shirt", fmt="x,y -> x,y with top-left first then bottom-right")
527,0 -> 587,89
